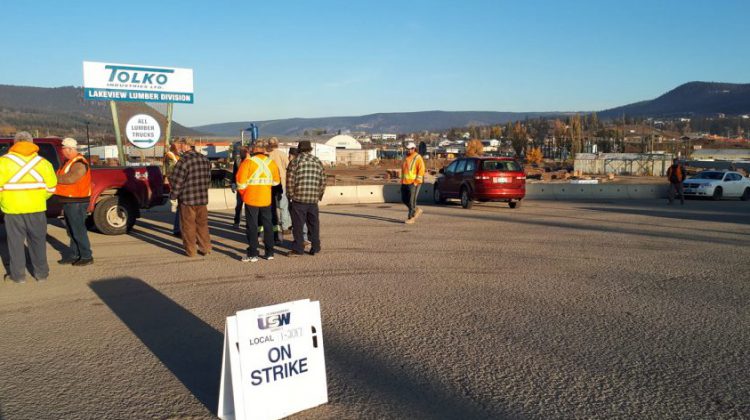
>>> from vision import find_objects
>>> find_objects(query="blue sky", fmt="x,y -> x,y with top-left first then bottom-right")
3,0 -> 748,126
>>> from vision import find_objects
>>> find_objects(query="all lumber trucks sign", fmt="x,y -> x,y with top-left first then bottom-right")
125,114 -> 161,149
83,61 -> 194,103
218,299 -> 328,420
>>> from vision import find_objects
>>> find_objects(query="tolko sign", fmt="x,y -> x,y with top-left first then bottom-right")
125,114 -> 161,149
218,299 -> 328,420
83,61 -> 194,103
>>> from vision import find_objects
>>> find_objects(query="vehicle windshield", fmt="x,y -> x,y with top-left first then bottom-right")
692,172 -> 724,180
482,160 -> 521,172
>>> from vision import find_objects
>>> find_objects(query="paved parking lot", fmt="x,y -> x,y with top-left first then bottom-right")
0,199 -> 748,419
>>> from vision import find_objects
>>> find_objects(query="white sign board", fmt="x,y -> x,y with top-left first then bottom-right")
125,114 -> 161,149
219,299 -> 328,420
83,61 -> 194,103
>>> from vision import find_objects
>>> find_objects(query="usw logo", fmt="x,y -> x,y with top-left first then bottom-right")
257,312 -> 291,330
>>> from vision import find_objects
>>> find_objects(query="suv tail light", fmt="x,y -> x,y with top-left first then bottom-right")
474,175 -> 490,180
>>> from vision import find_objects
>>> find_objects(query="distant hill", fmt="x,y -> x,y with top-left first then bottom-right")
0,85 -> 204,139
599,82 -> 750,119
193,111 -> 565,137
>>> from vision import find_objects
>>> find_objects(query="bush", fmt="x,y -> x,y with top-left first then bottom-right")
466,139 -> 484,157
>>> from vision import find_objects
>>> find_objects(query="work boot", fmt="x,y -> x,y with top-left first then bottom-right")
405,218 -> 415,225
73,258 -> 94,267
414,207 -> 423,219
4,274 -> 25,284
57,257 -> 79,265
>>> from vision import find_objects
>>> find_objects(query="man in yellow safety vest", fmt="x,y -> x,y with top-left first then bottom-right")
401,141 -> 425,224
236,140 -> 281,263
0,132 -> 58,283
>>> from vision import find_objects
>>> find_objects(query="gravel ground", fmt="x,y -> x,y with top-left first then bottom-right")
0,199 -> 748,419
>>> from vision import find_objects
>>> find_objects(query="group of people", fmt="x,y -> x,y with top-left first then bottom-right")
2,133 -> 425,282
168,137 -> 326,262
2,132 -> 93,284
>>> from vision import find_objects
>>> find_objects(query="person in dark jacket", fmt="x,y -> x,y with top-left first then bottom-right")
666,158 -> 687,205
286,141 -> 326,256
169,138 -> 212,257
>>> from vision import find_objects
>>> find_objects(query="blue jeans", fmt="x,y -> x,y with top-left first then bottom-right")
278,193 -> 292,230
63,202 -> 93,259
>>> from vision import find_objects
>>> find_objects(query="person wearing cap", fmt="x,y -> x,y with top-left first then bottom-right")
0,131 -> 57,283
55,138 -> 94,266
169,137 -> 212,257
286,140 -> 326,256
236,140 -> 281,262
401,141 -> 425,224
266,137 -> 291,238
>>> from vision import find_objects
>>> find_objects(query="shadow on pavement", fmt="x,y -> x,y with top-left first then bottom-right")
320,210 -> 405,224
323,335 -> 497,419
89,277 -> 223,415
580,204 -> 750,227
87,275 -> 498,418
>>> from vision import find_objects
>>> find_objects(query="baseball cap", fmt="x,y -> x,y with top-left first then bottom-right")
406,142 -> 417,149
62,138 -> 78,148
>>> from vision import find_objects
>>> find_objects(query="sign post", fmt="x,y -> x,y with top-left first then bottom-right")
109,101 -> 126,165
83,61 -> 193,166
218,299 -> 328,420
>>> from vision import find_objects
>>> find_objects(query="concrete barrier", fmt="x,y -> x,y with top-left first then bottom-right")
207,189 -> 229,210
592,184 -> 628,200
383,184 -> 402,203
320,186 -> 359,206
627,184 -> 667,199
552,183 -> 594,200
356,185 -> 386,204
187,182 -> 669,211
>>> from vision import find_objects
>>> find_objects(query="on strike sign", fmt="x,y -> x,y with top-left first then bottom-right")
218,299 -> 328,420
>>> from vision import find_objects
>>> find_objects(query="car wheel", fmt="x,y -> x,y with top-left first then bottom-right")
93,195 -> 136,235
742,188 -> 750,201
509,200 -> 521,209
433,184 -> 445,204
460,187 -> 473,209
712,187 -> 723,201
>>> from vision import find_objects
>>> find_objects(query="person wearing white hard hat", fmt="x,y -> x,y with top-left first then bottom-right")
400,141 -> 425,224
56,137 -> 94,266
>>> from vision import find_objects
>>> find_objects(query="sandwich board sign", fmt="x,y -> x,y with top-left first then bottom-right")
218,299 -> 328,420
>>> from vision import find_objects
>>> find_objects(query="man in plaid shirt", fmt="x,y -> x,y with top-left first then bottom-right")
169,138 -> 212,257
286,140 -> 326,256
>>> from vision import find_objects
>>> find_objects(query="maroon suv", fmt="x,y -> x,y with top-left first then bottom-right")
433,157 -> 526,208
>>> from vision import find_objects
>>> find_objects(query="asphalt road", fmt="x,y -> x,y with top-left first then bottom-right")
0,199 -> 748,419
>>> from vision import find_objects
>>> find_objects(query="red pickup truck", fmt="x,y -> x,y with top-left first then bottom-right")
0,137 -> 168,234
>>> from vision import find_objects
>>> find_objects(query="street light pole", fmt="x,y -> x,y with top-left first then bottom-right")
85,121 -> 91,162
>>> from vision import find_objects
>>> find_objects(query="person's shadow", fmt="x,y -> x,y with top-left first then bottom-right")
89,277 -> 223,414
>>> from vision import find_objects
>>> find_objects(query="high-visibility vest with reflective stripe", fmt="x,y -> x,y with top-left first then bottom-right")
236,154 -> 280,207
0,152 -> 57,214
166,151 -> 179,164
55,155 -> 92,198
1,154 -> 56,193
401,153 -> 425,184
